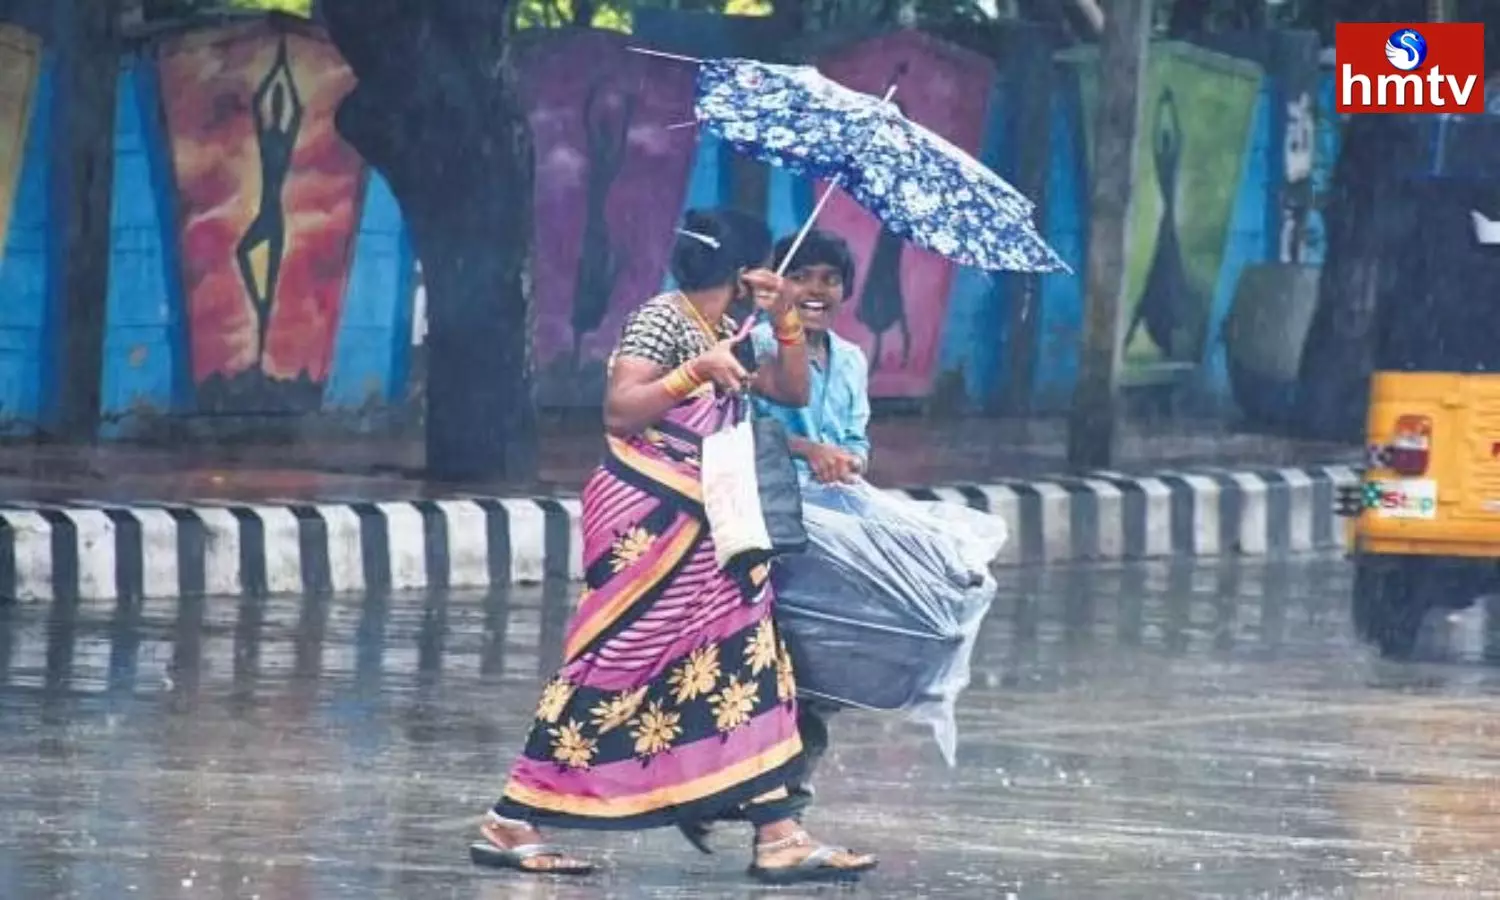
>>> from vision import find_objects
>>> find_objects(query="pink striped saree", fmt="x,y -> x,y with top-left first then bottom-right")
493,392 -> 805,830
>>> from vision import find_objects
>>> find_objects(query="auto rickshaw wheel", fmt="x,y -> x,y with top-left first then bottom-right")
1352,555 -> 1427,659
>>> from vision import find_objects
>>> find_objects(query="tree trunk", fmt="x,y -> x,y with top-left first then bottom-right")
1294,117 -> 1418,443
54,0 -> 120,441
1067,0 -> 1150,469
323,0 -> 537,482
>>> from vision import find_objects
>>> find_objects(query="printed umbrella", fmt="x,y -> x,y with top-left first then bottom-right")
637,51 -> 1068,275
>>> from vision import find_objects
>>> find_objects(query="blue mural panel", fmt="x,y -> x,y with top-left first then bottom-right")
764,166 -> 812,247
324,171 -> 414,408
937,74 -> 1012,407
102,60 -> 187,432
1031,75 -> 1087,412
0,54 -> 53,433
0,21 -> 1326,435
660,132 -> 730,292
1196,85 -> 1273,411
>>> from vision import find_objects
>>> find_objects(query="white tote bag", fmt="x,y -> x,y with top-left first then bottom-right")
700,400 -> 773,569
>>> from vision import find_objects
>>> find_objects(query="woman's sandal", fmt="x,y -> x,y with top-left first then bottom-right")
746,830 -> 878,885
469,813 -> 595,876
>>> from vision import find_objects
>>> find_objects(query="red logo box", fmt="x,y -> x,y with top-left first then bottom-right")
1336,22 -> 1485,114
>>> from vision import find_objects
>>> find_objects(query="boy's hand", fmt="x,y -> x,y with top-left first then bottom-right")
804,443 -> 861,484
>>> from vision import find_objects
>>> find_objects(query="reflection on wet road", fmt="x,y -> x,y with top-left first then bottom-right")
3,554 -> 1500,898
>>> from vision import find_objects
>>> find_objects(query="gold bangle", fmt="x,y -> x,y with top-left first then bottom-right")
773,308 -> 802,330
775,326 -> 806,346
662,362 -> 704,399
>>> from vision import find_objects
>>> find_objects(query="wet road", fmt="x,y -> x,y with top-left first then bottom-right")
3,554 -> 1500,899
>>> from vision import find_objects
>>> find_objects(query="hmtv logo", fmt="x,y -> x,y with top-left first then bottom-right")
1336,22 -> 1485,113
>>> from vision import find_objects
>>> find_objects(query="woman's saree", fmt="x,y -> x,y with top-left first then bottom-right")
494,393 -> 805,830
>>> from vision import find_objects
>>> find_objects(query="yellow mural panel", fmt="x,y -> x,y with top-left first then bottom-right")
0,25 -> 40,257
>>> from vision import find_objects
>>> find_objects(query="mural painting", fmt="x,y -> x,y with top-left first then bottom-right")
813,31 -> 996,398
1067,42 -> 1262,382
1272,34 -> 1323,264
521,31 -> 699,407
0,25 -> 38,257
0,24 -> 45,431
158,21 -> 365,412
0,15 -> 1325,430
1303,69 -> 1338,267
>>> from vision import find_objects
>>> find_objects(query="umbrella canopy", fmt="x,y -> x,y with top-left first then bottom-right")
694,56 -> 1069,274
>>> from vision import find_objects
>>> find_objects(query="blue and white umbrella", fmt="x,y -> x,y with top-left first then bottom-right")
659,54 -> 1068,275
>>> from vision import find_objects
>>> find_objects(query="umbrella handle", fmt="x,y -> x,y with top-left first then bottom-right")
735,178 -> 842,340
625,47 -> 702,64
774,175 -> 844,277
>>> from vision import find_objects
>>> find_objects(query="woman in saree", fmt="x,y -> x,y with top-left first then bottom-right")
470,208 -> 879,884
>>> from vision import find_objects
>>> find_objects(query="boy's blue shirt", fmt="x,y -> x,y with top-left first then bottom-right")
751,322 -> 872,468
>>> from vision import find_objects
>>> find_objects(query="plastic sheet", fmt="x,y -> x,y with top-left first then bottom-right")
772,480 -> 1007,766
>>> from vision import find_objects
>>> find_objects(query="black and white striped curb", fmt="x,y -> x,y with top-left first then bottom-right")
909,465 -> 1359,567
0,466 -> 1357,602
0,499 -> 583,604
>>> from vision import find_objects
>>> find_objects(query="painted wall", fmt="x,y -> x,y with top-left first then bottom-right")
811,31 -> 996,398
158,23 -> 365,413
0,17 -> 1333,435
522,31 -> 699,408
0,25 -> 46,433
1067,42 -> 1264,387
93,21 -> 415,430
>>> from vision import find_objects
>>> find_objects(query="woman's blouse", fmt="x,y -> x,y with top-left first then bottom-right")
611,293 -> 737,372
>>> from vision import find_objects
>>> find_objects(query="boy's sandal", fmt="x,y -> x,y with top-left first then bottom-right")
746,830 -> 877,885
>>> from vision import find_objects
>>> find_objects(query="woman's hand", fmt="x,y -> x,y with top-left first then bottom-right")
742,268 -> 802,318
693,333 -> 753,394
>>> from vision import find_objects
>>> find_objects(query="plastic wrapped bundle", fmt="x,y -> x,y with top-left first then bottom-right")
772,480 -> 1006,765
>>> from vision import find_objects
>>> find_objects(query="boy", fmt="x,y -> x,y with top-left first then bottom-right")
752,228 -> 870,814
753,229 -> 870,484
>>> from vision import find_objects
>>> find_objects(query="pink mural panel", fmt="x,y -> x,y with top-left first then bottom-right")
814,31 -> 996,397
521,32 -> 699,406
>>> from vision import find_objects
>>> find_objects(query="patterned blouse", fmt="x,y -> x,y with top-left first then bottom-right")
611,293 -> 737,373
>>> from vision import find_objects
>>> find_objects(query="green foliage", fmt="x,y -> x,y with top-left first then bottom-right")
226,0 -> 313,15
514,0 -> 772,32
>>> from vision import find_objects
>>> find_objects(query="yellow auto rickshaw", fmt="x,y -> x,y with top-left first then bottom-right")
1337,165 -> 1500,658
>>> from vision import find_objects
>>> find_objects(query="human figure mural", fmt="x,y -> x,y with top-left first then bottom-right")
1279,90 -> 1315,264
859,221 -> 910,372
0,20 -> 1307,427
1128,86 -> 1196,361
158,22 -> 363,413
857,81 -> 913,374
569,80 -> 635,371
236,36 -> 303,367
816,32 -> 993,398
524,31 -> 698,406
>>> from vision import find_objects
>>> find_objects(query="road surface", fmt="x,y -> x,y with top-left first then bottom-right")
2,554 -> 1499,898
